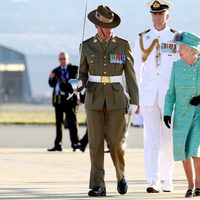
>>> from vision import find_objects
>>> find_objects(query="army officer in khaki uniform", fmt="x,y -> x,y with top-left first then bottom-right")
78,5 -> 139,197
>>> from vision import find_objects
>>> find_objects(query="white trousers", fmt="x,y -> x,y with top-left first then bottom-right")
141,100 -> 174,183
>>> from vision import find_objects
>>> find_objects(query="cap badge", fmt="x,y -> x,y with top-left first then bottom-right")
152,1 -> 160,8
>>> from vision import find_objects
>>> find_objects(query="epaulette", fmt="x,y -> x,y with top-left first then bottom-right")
139,29 -> 150,36
170,28 -> 177,33
83,37 -> 93,44
114,36 -> 128,43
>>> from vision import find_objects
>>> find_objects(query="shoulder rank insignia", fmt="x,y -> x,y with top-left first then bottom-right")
170,29 -> 177,33
83,36 -> 94,44
139,29 -> 150,36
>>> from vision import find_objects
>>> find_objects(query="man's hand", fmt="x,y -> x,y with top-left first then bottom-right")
129,104 -> 139,114
190,95 -> 200,106
50,72 -> 56,78
135,105 -> 140,114
164,115 -> 171,129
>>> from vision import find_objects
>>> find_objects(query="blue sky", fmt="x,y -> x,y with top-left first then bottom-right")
0,0 -> 200,97
0,0 -> 200,57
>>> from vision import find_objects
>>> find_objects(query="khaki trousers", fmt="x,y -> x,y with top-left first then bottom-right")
86,108 -> 126,189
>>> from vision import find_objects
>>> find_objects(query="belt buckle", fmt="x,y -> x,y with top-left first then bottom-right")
101,76 -> 110,84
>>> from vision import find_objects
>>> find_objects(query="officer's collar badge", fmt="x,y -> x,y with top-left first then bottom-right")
93,38 -> 98,43
111,38 -> 116,43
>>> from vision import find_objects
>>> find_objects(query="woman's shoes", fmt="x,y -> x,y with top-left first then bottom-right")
72,143 -> 87,152
184,188 -> 200,198
185,189 -> 193,198
72,143 -> 81,152
193,188 -> 200,197
79,144 -> 86,152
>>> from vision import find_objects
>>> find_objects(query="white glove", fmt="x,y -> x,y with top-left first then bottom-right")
77,80 -> 83,89
129,104 -> 138,113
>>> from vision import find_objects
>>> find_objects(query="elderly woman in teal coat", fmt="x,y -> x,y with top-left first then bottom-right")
164,32 -> 200,198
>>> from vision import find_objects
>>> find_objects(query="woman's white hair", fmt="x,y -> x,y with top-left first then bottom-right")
191,47 -> 200,56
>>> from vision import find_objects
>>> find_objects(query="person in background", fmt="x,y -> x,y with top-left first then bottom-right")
78,5 -> 139,197
164,32 -> 200,198
133,0 -> 179,193
48,52 -> 80,152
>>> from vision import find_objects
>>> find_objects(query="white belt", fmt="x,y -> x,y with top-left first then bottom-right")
88,75 -> 123,84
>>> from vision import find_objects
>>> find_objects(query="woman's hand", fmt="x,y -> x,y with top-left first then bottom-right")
164,115 -> 171,129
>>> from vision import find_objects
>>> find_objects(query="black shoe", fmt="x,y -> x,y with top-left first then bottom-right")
79,144 -> 86,152
193,188 -> 200,197
117,176 -> 128,195
185,189 -> 193,198
47,146 -> 62,152
88,186 -> 106,197
72,143 -> 81,152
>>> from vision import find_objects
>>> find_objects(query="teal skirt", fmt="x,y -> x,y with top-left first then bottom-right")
173,112 -> 200,161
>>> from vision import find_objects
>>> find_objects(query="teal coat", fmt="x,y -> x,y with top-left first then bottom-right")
164,59 -> 200,161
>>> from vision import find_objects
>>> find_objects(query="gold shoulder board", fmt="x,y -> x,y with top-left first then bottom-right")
139,29 -> 150,36
170,29 -> 177,33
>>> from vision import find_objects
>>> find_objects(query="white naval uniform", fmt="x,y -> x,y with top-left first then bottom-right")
133,26 -> 179,184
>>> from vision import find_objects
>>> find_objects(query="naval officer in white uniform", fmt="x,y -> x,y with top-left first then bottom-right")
133,0 -> 179,193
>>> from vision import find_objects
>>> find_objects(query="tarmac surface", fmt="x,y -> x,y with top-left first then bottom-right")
0,125 -> 187,199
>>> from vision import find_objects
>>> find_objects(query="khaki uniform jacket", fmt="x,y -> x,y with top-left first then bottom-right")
79,35 -> 139,110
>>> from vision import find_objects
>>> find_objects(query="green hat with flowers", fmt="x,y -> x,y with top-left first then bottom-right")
174,32 -> 200,50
